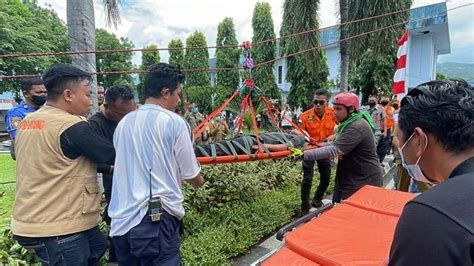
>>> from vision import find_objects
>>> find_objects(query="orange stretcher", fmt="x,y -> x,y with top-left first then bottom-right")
260,185 -> 416,266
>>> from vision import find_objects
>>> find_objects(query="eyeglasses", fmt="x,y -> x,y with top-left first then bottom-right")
313,100 -> 326,106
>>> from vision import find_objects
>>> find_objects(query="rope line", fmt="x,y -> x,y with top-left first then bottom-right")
0,3 -> 470,80
0,6 -> 413,59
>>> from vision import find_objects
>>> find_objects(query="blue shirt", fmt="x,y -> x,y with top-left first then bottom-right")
5,101 -> 36,139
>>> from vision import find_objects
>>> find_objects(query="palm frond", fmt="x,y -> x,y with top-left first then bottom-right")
103,0 -> 121,28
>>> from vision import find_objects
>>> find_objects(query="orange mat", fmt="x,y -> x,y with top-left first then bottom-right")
343,185 -> 416,217
285,204 -> 398,265
262,247 -> 321,266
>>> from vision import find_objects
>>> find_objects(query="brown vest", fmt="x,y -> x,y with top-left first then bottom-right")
12,106 -> 100,237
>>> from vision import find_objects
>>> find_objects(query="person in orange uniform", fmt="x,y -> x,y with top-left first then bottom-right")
378,95 -> 394,163
299,89 -> 337,214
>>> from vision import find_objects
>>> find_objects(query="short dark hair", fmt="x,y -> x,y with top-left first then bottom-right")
314,89 -> 329,99
42,63 -> 92,100
144,63 -> 185,99
399,79 -> 474,153
105,85 -> 135,104
20,78 -> 44,93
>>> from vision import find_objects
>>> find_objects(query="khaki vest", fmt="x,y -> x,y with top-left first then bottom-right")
12,106 -> 100,237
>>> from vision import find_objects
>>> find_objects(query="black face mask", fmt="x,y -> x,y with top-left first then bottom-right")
368,101 -> 376,107
381,101 -> 389,106
31,95 -> 46,106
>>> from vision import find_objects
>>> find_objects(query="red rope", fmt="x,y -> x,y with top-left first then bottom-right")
248,96 -> 264,154
235,95 -> 250,134
260,96 -> 281,130
192,89 -> 240,141
260,96 -> 318,144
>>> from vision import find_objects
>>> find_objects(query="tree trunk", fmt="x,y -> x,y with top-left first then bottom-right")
339,0 -> 349,92
67,0 -> 98,114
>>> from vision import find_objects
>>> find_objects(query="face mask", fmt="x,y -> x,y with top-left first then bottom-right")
215,116 -> 221,122
191,107 -> 198,114
368,101 -> 376,107
31,95 -> 46,106
381,101 -> 389,106
399,131 -> 433,184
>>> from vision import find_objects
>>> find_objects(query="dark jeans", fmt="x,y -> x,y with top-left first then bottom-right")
377,128 -> 392,162
301,158 -> 332,211
14,226 -> 106,266
101,174 -> 116,262
112,211 -> 181,266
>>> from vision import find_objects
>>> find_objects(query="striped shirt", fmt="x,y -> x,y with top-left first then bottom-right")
109,104 -> 200,237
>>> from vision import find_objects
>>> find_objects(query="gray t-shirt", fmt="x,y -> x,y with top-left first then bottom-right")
366,106 -> 386,136
333,119 -> 382,199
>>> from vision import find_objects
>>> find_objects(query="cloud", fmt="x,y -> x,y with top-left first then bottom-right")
37,0 -> 473,66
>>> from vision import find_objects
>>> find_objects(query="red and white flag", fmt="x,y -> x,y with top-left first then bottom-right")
393,31 -> 408,95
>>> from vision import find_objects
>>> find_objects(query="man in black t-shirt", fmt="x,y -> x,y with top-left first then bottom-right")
389,79 -> 474,265
88,85 -> 136,262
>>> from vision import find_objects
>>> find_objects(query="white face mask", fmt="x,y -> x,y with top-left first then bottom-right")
399,131 -> 433,184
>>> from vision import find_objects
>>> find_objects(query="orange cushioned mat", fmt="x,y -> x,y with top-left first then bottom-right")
343,185 -> 416,217
262,247 -> 321,266
285,204 -> 399,266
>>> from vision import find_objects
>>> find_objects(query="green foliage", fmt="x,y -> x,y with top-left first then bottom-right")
216,18 -> 240,97
349,48 -> 396,103
136,44 -> 160,103
436,72 -> 446,80
436,62 -> 474,80
347,0 -> 412,64
185,85 -> 230,114
181,185 -> 300,265
0,0 -> 69,93
251,2 -> 280,100
181,159 -> 336,264
281,0 -> 329,109
0,225 -> 38,265
96,29 -> 134,89
168,39 -> 184,69
184,31 -> 210,87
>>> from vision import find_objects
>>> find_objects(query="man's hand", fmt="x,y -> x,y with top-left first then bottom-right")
186,174 -> 204,188
382,131 -> 387,138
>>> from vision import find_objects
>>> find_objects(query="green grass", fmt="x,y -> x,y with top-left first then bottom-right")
0,154 -> 15,183
1,154 -> 16,227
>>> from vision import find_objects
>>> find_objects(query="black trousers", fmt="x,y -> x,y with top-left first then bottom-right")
377,128 -> 392,163
301,158 -> 332,211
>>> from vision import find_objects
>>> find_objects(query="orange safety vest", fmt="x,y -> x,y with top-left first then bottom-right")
300,107 -> 337,143
385,105 -> 395,129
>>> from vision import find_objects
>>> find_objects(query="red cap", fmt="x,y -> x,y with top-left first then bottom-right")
333,92 -> 360,112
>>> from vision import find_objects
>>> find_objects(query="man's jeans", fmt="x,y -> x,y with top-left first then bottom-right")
15,226 -> 106,266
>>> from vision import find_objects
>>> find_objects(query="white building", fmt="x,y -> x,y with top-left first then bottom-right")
274,2 -> 450,102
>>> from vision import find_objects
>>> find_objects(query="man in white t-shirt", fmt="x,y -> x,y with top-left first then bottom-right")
281,104 -> 293,131
109,63 -> 204,265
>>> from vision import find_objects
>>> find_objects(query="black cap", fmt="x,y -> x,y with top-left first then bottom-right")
42,63 -> 91,91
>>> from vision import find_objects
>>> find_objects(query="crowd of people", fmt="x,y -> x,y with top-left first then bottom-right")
4,61 -> 473,265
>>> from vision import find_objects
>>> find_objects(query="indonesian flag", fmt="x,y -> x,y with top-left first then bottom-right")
393,31 -> 408,94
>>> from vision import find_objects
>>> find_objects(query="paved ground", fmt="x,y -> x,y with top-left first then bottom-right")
233,155 -> 396,266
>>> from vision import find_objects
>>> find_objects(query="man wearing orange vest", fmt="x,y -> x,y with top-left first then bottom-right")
300,89 -> 337,214
378,95 -> 394,163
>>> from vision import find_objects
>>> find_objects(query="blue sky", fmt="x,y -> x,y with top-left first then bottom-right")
37,0 -> 473,66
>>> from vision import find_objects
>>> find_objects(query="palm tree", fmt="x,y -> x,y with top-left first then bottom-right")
66,0 -> 121,114
281,0 -> 329,109
339,0 -> 412,92
339,0 -> 349,92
